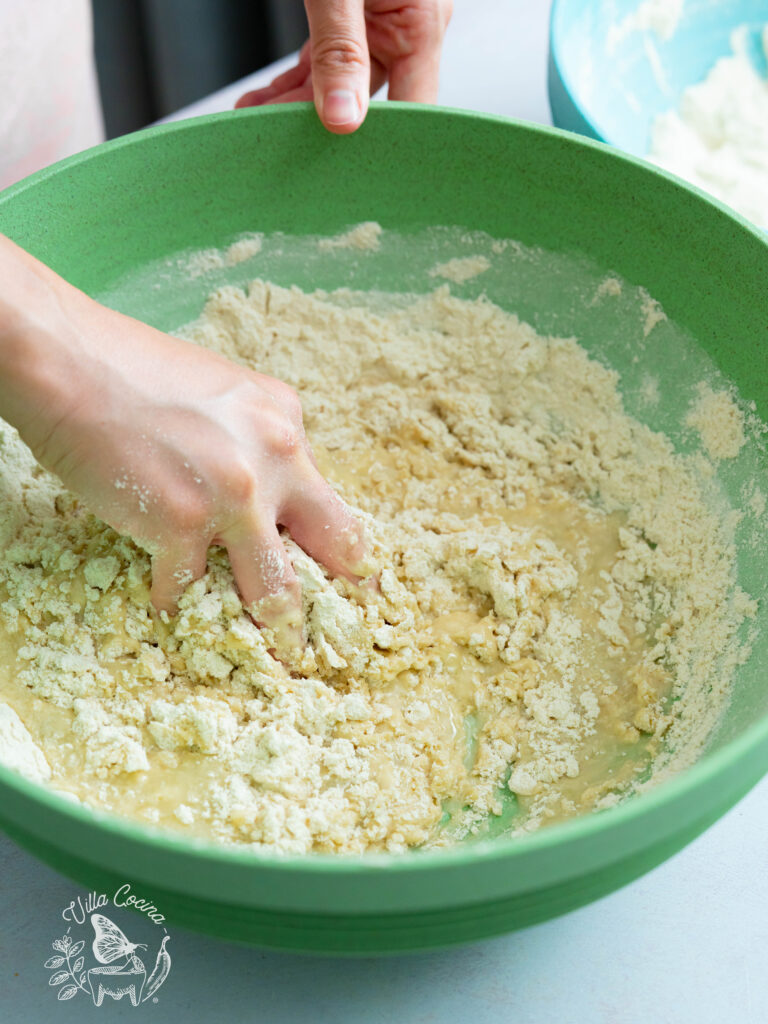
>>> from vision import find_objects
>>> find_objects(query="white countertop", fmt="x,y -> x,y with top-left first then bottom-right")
2,2 -> 766,1020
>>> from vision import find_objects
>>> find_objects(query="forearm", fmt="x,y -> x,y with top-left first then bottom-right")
0,232 -> 79,339
0,234 -> 92,453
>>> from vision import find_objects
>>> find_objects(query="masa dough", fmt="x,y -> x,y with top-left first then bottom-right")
686,383 -> 747,460
0,702 -> 51,784
0,278 -> 754,853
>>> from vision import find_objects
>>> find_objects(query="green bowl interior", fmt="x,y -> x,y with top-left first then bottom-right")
0,103 -> 766,854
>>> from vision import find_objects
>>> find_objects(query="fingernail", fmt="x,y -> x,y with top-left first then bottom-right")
323,89 -> 360,125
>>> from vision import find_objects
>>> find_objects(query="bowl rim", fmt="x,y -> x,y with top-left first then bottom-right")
0,101 -> 766,876
548,0 -> 608,144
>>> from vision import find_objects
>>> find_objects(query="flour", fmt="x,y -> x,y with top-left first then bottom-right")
0,702 -> 51,783
639,288 -> 667,336
428,255 -> 490,283
649,25 -> 768,230
686,383 -> 747,460
745,483 -> 766,519
182,233 -> 263,277
639,374 -> 660,407
608,0 -> 685,53
317,221 -> 382,251
0,273 -> 755,852
591,276 -> 623,303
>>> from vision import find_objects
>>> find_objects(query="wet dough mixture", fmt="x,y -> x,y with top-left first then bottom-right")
0,280 -> 754,853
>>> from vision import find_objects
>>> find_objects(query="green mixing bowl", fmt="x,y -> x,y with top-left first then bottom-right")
0,104 -> 766,955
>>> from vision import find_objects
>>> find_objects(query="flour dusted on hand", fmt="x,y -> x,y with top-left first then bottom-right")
0,278 -> 754,852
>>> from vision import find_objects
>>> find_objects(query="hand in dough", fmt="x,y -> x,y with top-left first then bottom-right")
0,234 -> 367,643
235,0 -> 453,133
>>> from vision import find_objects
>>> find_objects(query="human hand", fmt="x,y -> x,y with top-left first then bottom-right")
235,0 -> 453,133
0,236 -> 367,644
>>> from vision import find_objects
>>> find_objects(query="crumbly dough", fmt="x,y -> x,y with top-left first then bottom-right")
182,233 -> 264,278
0,702 -> 51,784
317,221 -> 382,251
686,382 -> 747,460
428,256 -> 491,283
0,279 -> 755,853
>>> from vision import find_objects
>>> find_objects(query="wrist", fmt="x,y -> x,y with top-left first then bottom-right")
0,320 -> 82,457
0,234 -> 96,455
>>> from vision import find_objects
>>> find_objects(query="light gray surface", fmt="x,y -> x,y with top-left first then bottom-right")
3,777 -> 767,1023
2,1 -> 766,1020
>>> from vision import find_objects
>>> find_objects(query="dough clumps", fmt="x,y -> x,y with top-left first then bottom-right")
0,702 -> 51,783
686,382 -> 747,460
0,279 -> 754,852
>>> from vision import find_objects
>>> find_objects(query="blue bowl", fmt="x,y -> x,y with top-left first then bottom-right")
548,0 -> 768,156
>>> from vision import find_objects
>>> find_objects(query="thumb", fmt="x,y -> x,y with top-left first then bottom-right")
304,0 -> 369,133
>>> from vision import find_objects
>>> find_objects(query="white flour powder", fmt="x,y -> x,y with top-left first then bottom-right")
650,25 -> 768,230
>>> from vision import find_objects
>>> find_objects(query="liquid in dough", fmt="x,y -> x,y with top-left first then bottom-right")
0,280 -> 752,853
